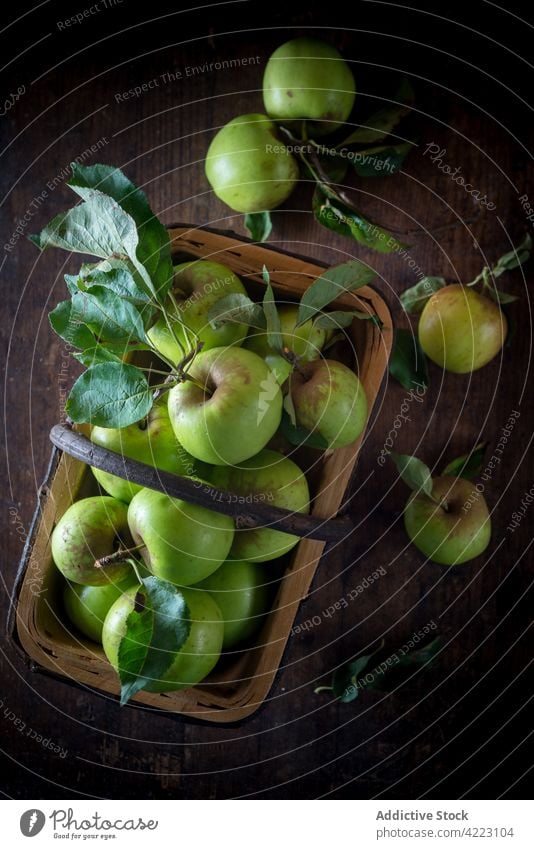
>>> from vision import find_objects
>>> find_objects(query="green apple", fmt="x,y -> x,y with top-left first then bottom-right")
205,113 -> 299,213
90,400 -> 198,503
168,346 -> 283,465
244,303 -> 326,384
51,496 -> 134,586
103,585 -> 224,692
197,560 -> 270,649
127,487 -> 234,585
290,359 -> 367,449
63,576 -> 136,643
418,285 -> 508,373
263,38 -> 355,135
210,448 -> 310,562
147,260 -> 249,365
404,475 -> 491,565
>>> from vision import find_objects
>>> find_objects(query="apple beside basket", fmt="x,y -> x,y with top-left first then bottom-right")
8,226 -> 392,724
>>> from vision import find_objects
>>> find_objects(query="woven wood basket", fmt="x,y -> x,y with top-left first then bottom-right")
9,225 -> 392,723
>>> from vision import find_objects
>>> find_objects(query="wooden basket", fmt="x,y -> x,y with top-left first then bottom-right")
9,226 -> 392,724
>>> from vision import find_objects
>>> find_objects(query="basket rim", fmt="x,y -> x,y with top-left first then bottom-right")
9,222 -> 393,723
49,426 -> 356,542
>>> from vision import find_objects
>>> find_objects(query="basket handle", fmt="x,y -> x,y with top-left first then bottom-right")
50,425 -> 355,544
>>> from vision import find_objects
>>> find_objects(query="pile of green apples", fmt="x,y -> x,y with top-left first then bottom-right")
32,162 -> 375,703
48,258 -> 369,699
204,37 -> 413,251
205,37 -> 356,215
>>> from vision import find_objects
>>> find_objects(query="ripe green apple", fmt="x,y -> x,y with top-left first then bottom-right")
147,260 -> 249,365
63,576 -> 136,643
51,496 -> 134,586
404,475 -> 491,565
263,37 -> 356,135
205,113 -> 299,213
127,487 -> 234,585
103,585 -> 224,692
244,303 -> 326,384
168,346 -> 283,465
210,448 -> 310,562
290,359 -> 367,449
197,560 -> 270,649
90,400 -> 198,503
418,285 -> 508,373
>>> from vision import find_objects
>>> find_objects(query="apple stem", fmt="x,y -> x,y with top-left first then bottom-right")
429,493 -> 449,512
95,543 -> 145,570
176,341 -> 204,374
130,559 -> 146,586
282,347 -> 306,377
151,341 -> 205,401
175,341 -> 211,393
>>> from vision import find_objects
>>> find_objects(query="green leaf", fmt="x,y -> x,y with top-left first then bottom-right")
65,362 -> 153,427
73,345 -> 123,367
31,193 -> 156,292
493,233 -> 532,275
68,163 -> 173,302
69,282 -> 148,345
331,654 -> 374,703
31,195 -> 135,259
339,79 -> 414,146
279,410 -> 330,451
283,390 -> 297,426
365,637 -> 442,692
486,288 -> 519,305
80,265 -> 151,305
244,211 -> 272,242
296,260 -> 376,327
389,328 -> 428,390
49,300 -> 96,350
263,280 -> 283,352
118,577 -> 191,705
390,451 -> 433,498
351,142 -> 413,178
315,636 -> 441,703
314,310 -> 360,329
313,186 -> 407,253
208,293 -> 265,330
400,277 -> 447,313
441,443 -> 487,480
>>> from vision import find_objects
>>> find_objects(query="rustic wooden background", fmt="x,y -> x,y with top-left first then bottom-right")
1,1 -> 533,798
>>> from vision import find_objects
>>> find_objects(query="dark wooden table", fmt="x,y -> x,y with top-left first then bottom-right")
2,2 -> 533,799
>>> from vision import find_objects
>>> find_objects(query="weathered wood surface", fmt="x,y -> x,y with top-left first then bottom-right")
2,2 -> 533,799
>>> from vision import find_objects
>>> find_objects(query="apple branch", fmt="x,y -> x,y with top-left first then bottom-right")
94,543 -> 145,570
